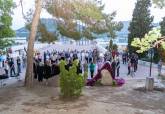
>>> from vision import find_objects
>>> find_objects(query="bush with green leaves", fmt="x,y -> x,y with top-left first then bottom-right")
59,60 -> 84,98
131,28 -> 165,53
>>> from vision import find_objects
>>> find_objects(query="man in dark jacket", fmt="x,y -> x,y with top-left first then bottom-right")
111,59 -> 116,79
9,58 -> 16,77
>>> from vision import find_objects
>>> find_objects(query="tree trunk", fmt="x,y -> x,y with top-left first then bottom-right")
24,0 -> 42,88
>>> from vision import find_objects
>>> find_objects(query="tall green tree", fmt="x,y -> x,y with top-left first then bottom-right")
128,0 -> 153,54
0,0 -> 15,49
160,17 -> 165,36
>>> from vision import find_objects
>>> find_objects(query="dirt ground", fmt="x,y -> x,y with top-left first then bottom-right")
0,79 -> 165,114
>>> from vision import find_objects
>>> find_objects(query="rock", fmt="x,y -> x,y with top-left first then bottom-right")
101,69 -> 113,86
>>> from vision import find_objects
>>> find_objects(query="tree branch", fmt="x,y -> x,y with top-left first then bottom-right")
20,0 -> 26,19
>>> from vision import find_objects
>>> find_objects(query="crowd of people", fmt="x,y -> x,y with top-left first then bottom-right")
33,49 -> 98,83
32,49 -> 124,84
0,48 -> 140,83
1,46 -> 164,86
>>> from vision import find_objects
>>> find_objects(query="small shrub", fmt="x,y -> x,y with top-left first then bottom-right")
112,80 -> 117,87
59,60 -> 84,98
95,79 -> 103,86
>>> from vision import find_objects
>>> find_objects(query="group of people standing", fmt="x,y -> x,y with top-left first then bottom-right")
33,49 -> 100,84
127,53 -> 138,77
2,53 -> 26,78
99,50 -> 121,78
122,52 -> 139,77
33,48 -> 122,83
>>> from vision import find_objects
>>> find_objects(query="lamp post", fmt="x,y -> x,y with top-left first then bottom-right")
145,48 -> 154,91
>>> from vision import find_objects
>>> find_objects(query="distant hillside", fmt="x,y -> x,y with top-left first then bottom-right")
15,19 -> 159,39
16,18 -> 57,38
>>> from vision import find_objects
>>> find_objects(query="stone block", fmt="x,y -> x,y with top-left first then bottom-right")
145,77 -> 154,91
101,69 -> 113,86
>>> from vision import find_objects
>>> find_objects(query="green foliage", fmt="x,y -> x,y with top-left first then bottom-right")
152,0 -> 165,8
131,28 -> 162,53
112,80 -> 117,87
0,0 -> 15,49
160,17 -> 165,36
112,44 -> 118,51
95,80 -> 103,86
57,24 -> 81,40
162,42 -> 165,49
153,48 -> 161,63
109,39 -> 113,51
26,20 -> 58,43
38,23 -> 58,43
108,39 -> 118,51
46,0 -> 122,40
0,38 -> 14,49
104,13 -> 123,38
59,60 -> 84,98
73,0 -> 104,23
87,12 -> 123,38
158,46 -> 165,62
82,29 -> 96,40
128,0 -> 153,53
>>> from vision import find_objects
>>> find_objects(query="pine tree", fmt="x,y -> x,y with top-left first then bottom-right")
160,17 -> 165,36
128,0 -> 153,54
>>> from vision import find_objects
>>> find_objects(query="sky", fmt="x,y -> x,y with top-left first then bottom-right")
12,0 -> 165,30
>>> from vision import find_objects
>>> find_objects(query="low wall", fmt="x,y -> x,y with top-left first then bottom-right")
138,60 -> 165,70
